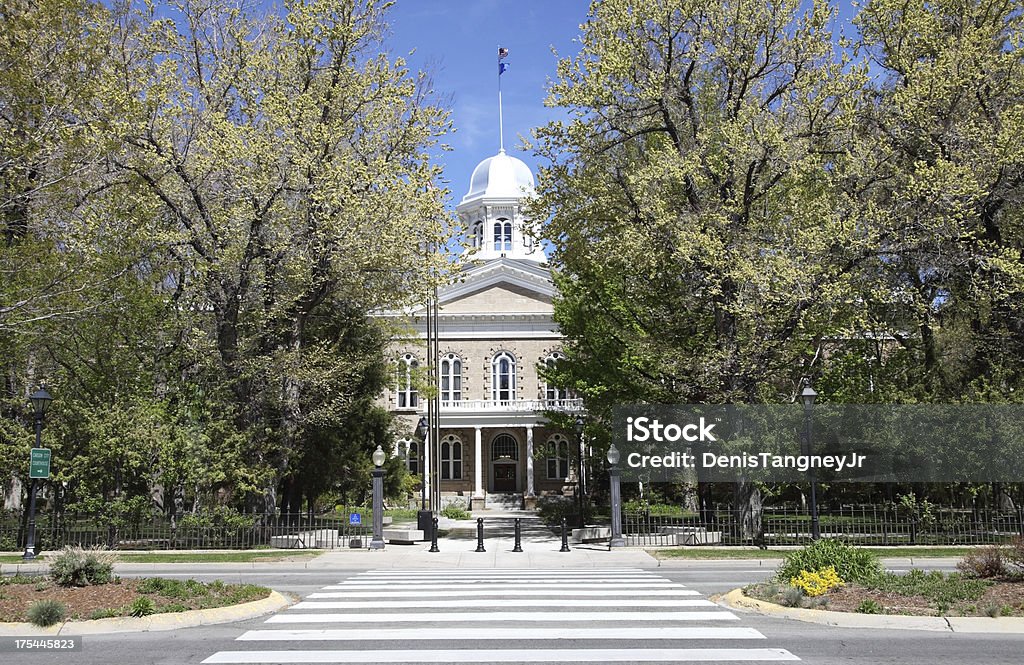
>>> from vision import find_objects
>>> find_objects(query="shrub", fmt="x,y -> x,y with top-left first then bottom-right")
856,599 -> 883,614
27,599 -> 66,627
790,566 -> 844,597
88,608 -> 120,620
957,546 -> 1006,579
440,504 -> 471,520
776,539 -> 882,585
49,546 -> 115,587
984,603 -> 1003,618
129,596 -> 155,617
1003,537 -> 1024,573
866,569 -> 990,606
536,496 -> 576,526
779,586 -> 804,607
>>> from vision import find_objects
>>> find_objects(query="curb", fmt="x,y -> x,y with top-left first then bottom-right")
717,588 -> 1024,634
0,590 -> 293,636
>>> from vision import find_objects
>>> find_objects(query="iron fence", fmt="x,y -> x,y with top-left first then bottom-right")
622,506 -> 1024,547
0,512 -> 371,551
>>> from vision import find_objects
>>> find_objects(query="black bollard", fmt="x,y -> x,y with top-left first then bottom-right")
429,517 -> 440,553
512,517 -> 523,552
475,517 -> 486,552
560,516 -> 571,552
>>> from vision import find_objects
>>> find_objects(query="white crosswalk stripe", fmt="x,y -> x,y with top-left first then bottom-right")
203,568 -> 801,663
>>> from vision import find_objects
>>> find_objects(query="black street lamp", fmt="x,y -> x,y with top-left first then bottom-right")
414,416 -> 433,539
607,443 -> 625,548
800,378 -> 820,540
575,415 -> 585,528
24,387 -> 52,560
370,445 -> 386,550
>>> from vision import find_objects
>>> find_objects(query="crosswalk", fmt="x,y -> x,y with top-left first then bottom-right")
202,568 -> 800,664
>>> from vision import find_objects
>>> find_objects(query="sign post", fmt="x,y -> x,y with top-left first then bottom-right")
29,448 -> 51,479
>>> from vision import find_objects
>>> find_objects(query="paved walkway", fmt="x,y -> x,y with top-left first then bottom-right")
310,513 -> 657,569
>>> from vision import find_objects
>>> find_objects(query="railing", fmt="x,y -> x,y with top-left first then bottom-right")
621,506 -> 1024,547
0,512 -> 371,551
439,398 -> 584,412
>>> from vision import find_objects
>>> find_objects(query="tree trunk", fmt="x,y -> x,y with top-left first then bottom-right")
734,480 -> 762,543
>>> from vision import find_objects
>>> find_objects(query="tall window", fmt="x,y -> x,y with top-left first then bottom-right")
546,434 -> 569,479
406,440 -> 419,475
440,353 -> 462,403
543,352 -> 570,404
472,221 -> 483,249
491,433 -> 519,460
440,434 -> 463,480
395,353 -> 418,409
491,351 -> 516,402
493,220 -> 512,251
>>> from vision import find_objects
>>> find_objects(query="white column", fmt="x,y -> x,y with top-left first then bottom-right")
474,426 -> 484,499
525,425 -> 535,497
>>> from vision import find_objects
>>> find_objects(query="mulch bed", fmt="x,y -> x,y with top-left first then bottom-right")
0,576 -> 269,623
749,579 -> 1024,617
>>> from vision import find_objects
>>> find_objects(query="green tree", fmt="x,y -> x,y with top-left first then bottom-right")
530,0 -> 866,535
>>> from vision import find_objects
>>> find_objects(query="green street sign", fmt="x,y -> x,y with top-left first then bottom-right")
29,448 -> 51,479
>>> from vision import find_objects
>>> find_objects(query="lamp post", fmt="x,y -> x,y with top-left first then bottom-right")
370,445 -> 386,550
414,416 -> 433,539
575,415 -> 585,528
607,443 -> 625,548
24,387 -> 52,560
800,378 -> 820,540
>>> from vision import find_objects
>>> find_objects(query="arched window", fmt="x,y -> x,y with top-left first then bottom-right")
440,434 -> 463,480
406,440 -> 419,475
493,219 -> 512,251
472,221 -> 483,249
546,434 -> 569,479
491,433 -> 519,460
395,353 -> 418,409
542,352 -> 571,405
491,351 -> 516,402
440,353 -> 462,404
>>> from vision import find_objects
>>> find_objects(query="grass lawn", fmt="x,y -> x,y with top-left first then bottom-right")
1,551 -> 321,565
652,546 -> 976,560
112,550 -> 322,563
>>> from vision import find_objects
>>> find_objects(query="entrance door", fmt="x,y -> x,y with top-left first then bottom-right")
494,464 -> 516,492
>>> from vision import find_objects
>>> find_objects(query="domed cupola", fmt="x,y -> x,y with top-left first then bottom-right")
456,149 -> 544,262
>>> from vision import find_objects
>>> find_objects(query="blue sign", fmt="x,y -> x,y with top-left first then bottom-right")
349,513 -> 362,525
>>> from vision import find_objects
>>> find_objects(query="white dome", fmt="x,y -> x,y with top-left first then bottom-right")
460,149 -> 535,205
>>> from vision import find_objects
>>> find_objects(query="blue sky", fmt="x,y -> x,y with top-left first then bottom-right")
381,1 -> 861,212
383,1 -> 588,209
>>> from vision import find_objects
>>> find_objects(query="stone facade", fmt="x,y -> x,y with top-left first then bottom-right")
375,149 -> 582,507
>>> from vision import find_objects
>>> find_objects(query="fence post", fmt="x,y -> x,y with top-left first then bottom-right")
560,517 -> 571,552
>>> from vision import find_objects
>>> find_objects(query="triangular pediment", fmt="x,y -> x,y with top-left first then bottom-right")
438,258 -> 556,314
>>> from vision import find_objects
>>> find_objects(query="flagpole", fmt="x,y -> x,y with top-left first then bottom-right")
498,48 -> 505,152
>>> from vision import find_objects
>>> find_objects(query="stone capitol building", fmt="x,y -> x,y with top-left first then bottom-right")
378,148 -> 583,511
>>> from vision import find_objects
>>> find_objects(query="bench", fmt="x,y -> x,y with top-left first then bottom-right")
658,526 -> 723,545
382,528 -> 424,544
571,527 -> 611,543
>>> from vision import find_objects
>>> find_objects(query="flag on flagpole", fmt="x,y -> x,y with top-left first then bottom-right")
498,46 -> 509,75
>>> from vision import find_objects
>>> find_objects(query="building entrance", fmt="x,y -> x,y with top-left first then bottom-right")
493,463 -> 516,492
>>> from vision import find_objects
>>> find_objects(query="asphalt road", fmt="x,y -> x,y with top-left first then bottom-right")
6,559 -> 1022,665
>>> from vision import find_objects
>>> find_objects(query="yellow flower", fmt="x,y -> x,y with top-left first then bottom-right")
790,566 -> 845,597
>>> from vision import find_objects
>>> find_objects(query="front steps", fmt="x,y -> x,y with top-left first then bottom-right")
482,492 -> 525,511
